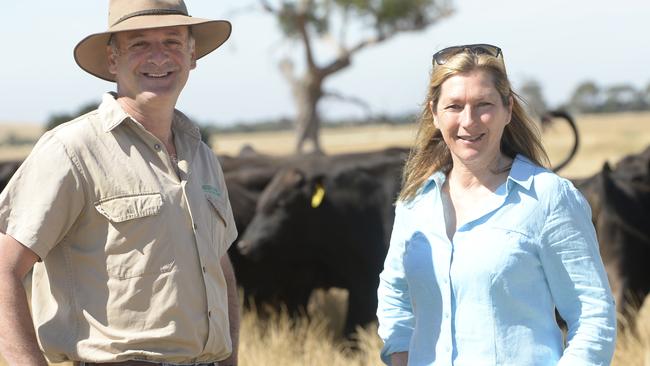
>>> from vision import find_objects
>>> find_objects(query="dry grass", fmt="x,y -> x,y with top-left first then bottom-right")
240,289 -> 383,366
0,123 -> 43,162
614,303 -> 650,366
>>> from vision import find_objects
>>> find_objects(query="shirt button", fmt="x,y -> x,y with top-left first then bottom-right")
444,312 -> 450,319
202,266 -> 207,273
193,223 -> 198,230
443,278 -> 448,284
208,310 -> 212,317
154,143 -> 161,151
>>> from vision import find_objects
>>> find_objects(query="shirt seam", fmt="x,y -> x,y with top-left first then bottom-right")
62,242 -> 80,358
49,133 -> 88,358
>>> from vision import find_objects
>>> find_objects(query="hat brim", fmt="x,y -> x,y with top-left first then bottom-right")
74,15 -> 231,82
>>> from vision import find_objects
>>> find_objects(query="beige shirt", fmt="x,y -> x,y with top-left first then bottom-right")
0,93 -> 238,364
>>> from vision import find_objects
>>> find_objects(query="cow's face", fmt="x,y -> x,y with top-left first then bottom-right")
237,167 -> 326,261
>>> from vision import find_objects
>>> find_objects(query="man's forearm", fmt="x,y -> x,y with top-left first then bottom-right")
220,254 -> 239,366
0,272 -> 48,366
0,233 -> 47,366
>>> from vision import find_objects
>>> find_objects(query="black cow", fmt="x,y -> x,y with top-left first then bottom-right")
0,161 -> 23,193
575,146 -> 650,324
220,149 -> 337,312
236,147 -> 407,335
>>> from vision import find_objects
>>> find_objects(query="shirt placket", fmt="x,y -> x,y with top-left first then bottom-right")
439,235 -> 454,365
431,185 -> 455,365
127,120 -> 182,181
135,119 -> 219,350
175,140 -> 221,351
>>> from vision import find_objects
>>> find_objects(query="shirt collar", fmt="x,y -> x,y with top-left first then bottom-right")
99,92 -> 130,132
423,170 -> 446,192
97,92 -> 201,140
421,154 -> 538,193
171,110 -> 201,141
506,154 -> 537,191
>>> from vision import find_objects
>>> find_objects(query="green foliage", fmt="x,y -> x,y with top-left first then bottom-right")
519,79 -> 548,118
46,101 -> 100,131
567,80 -> 650,114
568,80 -> 601,113
276,1 -> 331,37
334,0 -> 441,31
273,0 -> 446,38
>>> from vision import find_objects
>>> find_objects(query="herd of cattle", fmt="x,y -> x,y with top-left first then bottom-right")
0,124 -> 648,336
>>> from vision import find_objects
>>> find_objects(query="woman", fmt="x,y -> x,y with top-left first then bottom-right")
377,44 -> 616,366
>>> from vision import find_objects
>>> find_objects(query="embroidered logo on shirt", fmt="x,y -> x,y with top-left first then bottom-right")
202,184 -> 221,198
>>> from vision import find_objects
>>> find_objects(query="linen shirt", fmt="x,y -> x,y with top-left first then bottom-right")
0,93 -> 238,364
377,155 -> 616,366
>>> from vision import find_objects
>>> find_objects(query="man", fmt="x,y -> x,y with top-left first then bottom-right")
0,1 -> 239,365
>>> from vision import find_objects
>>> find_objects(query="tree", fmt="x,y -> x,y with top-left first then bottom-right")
568,80 -> 601,114
601,84 -> 644,112
260,0 -> 454,153
518,79 -> 547,120
46,101 -> 100,131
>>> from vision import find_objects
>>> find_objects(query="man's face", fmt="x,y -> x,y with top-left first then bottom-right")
107,26 -> 196,103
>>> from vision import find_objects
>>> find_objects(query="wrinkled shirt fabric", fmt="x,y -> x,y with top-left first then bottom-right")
0,93 -> 238,364
377,155 -> 616,366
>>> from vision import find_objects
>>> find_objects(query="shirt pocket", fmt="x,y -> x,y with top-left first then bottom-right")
205,193 -> 230,258
95,193 -> 162,223
477,227 -> 541,287
94,193 -> 175,279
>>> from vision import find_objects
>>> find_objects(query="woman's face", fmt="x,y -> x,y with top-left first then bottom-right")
431,69 -> 512,168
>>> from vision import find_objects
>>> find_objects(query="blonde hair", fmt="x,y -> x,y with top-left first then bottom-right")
398,51 -> 549,201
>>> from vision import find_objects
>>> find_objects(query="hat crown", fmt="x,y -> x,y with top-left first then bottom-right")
108,0 -> 189,27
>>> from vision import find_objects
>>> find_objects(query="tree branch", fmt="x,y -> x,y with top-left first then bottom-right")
323,90 -> 372,117
258,0 -> 277,13
296,12 -> 318,72
320,52 -> 351,78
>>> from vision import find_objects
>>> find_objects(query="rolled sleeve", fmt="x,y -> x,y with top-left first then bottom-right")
377,204 -> 414,365
539,180 -> 616,365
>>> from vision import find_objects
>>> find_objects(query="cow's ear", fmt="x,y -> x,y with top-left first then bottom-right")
602,162 -> 612,173
283,168 -> 306,188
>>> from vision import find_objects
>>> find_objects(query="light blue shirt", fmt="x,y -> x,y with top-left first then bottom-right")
377,155 -> 616,366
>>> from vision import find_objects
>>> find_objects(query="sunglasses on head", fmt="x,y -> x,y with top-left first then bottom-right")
432,44 -> 502,66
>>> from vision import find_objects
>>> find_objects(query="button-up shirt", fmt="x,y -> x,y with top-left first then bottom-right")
0,93 -> 238,364
377,155 -> 616,366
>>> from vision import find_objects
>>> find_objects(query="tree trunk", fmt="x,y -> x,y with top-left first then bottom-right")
292,73 -> 324,154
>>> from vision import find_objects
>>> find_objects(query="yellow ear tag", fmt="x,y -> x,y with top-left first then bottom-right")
311,182 -> 325,208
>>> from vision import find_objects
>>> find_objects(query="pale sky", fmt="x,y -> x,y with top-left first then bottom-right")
2,0 -> 649,126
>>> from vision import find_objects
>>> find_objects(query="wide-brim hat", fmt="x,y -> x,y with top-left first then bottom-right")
74,0 -> 231,82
